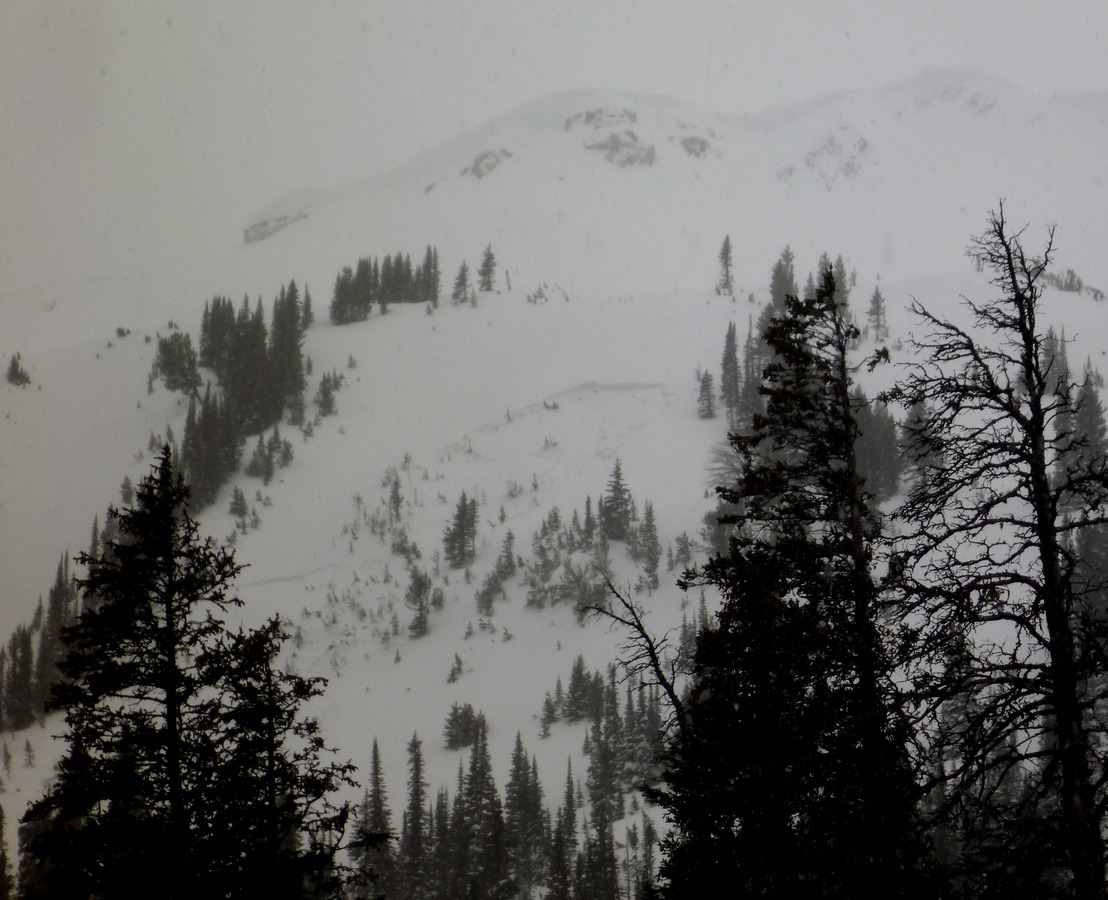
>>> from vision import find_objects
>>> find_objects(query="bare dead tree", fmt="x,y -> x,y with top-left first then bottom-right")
583,580 -> 688,751
894,204 -> 1108,899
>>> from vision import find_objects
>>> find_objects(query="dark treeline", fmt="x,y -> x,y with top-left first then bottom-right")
0,555 -> 79,733
355,666 -> 664,900
330,246 -> 441,323
152,279 -> 311,507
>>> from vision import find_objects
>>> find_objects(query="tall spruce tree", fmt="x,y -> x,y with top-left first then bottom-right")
398,733 -> 428,899
719,321 -> 741,427
666,266 -> 931,897
452,261 -> 471,304
599,460 -> 633,542
478,245 -> 497,292
715,235 -> 734,296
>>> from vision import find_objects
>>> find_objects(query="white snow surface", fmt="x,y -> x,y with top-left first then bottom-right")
3,69 -> 1108,853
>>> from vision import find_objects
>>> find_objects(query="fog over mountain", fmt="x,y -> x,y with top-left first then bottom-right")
3,59 -> 1108,890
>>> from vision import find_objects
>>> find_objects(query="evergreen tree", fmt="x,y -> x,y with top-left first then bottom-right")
3,625 -> 34,731
459,719 -> 514,900
152,332 -> 202,396
478,245 -> 497,292
315,372 -> 338,416
737,316 -> 765,428
0,804 -> 11,900
853,388 -> 902,502
19,449 -> 354,899
6,353 -> 30,387
637,502 -> 661,590
301,285 -> 314,332
767,246 -> 797,317
32,555 -> 76,714
867,283 -> 889,340
452,261 -> 471,304
505,733 -> 545,899
268,280 -> 305,422
330,266 -> 356,324
443,492 -> 478,568
696,370 -> 715,419
599,460 -> 633,542
397,733 -> 428,898
405,567 -> 433,638
719,321 -> 741,427
715,235 -> 734,296
666,266 -> 930,897
225,297 -> 273,432
351,739 -> 393,899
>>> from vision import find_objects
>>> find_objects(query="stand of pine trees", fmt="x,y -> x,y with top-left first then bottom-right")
359,696 -> 663,900
329,246 -> 441,323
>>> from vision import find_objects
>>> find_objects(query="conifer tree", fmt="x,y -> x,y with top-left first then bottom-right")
478,245 -> 497,292
443,492 -> 478,568
599,461 -> 633,542
715,235 -> 734,296
268,280 -> 305,421
301,285 -> 314,332
665,266 -> 930,897
696,371 -> 715,419
351,739 -> 393,899
398,733 -> 428,898
5,353 -> 30,387
637,502 -> 661,590
3,625 -> 33,731
452,261 -> 471,304
0,804 -> 11,900
32,555 -> 76,714
152,332 -> 202,396
719,321 -> 741,427
867,283 -> 889,340
19,449 -> 355,899
505,733 -> 545,898
766,246 -> 798,317
330,266 -> 356,324
405,567 -> 433,637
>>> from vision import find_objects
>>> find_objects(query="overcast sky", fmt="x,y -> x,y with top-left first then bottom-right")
3,1 -> 1108,290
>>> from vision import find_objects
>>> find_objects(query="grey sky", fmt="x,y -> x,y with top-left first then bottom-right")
2,1 -> 1107,289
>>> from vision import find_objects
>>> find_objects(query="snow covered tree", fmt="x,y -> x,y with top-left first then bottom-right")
351,739 -> 393,899
5,353 -> 30,387
766,246 -> 797,318
637,501 -> 661,590
405,566 -> 433,637
452,261 -> 471,304
867,283 -> 889,340
268,280 -> 305,421
152,332 -> 202,396
719,321 -> 741,427
715,235 -> 734,296
443,492 -> 478,569
478,245 -> 497,292
599,460 -> 633,542
696,370 -> 715,419
397,733 -> 428,898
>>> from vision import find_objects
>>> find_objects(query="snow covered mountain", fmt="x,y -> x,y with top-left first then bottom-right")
2,68 -> 1108,848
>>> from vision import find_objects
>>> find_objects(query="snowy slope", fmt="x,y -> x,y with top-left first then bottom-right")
3,68 -> 1108,849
